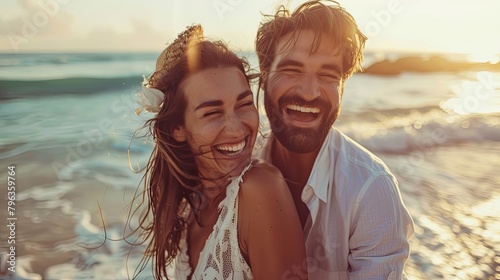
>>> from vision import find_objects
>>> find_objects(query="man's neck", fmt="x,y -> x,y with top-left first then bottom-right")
271,139 -> 319,193
271,139 -> 319,229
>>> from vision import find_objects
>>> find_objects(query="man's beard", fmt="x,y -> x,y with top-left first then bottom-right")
264,93 -> 340,154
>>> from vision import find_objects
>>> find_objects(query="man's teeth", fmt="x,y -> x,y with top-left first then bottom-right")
287,105 -> 320,113
216,141 -> 246,153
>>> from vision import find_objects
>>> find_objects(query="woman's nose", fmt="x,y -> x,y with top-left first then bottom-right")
224,113 -> 245,136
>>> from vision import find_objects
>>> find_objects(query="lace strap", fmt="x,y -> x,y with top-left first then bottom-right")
176,162 -> 254,279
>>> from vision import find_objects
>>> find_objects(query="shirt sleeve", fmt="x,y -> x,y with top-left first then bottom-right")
348,174 -> 414,280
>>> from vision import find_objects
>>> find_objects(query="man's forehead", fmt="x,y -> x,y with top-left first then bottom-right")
274,29 -> 342,60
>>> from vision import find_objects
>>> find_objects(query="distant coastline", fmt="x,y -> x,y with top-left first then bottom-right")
363,54 -> 500,75
1,52 -> 499,75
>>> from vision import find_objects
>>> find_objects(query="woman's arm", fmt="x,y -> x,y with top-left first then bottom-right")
238,161 -> 308,280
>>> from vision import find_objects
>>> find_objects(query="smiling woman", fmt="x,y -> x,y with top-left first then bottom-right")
130,25 -> 307,280
172,67 -> 258,181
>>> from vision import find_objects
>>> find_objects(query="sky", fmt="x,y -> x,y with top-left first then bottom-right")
1,0 -> 500,57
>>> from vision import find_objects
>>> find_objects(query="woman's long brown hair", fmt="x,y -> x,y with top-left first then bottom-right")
131,39 -> 256,279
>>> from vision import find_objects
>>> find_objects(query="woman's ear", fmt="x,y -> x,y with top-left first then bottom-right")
172,125 -> 187,142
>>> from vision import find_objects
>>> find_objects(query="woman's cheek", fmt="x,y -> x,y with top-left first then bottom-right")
239,109 -> 259,125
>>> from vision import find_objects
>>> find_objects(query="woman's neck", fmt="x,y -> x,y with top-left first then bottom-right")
199,179 -> 228,209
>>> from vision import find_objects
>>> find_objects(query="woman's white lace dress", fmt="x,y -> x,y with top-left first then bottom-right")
174,164 -> 254,280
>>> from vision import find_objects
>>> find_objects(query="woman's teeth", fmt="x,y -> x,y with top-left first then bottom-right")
215,140 -> 246,156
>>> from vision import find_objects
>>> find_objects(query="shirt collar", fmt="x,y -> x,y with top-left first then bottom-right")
257,130 -> 333,203
305,129 -> 332,203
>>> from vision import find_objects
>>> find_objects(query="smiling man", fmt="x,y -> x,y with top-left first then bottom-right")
255,1 -> 414,279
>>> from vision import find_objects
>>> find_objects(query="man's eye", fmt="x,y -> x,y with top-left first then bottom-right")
203,110 -> 222,117
319,73 -> 340,81
281,69 -> 301,75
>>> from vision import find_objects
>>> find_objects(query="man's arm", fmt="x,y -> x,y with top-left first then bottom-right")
348,174 -> 414,280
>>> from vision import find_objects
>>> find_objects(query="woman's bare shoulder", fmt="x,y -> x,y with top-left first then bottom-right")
237,160 -> 304,276
237,160 -> 292,209
240,160 -> 287,192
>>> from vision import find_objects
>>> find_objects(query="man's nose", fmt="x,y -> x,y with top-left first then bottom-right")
296,74 -> 321,101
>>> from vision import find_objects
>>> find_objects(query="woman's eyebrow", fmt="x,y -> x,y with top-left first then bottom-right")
195,100 -> 223,111
195,90 -> 252,111
237,90 -> 252,101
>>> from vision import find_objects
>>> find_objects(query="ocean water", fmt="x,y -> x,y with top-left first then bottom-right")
0,52 -> 499,279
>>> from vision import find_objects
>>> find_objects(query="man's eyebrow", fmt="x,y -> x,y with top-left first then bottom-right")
321,63 -> 342,74
276,59 -> 303,70
276,59 -> 342,74
194,90 -> 253,111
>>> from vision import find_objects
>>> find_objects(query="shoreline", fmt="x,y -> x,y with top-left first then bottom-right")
0,145 -> 147,278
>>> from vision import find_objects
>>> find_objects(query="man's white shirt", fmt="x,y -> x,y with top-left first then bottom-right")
256,127 -> 414,280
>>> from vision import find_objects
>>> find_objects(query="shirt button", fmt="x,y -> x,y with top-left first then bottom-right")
301,186 -> 314,203
387,271 -> 396,280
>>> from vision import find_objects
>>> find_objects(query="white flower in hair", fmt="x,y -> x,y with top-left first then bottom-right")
135,84 -> 164,115
135,25 -> 202,115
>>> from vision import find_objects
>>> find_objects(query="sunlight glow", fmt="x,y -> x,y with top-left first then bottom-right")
472,196 -> 500,218
441,72 -> 500,116
2,0 -> 500,53
467,52 -> 500,64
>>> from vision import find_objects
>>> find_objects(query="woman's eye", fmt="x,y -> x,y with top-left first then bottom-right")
239,101 -> 254,108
